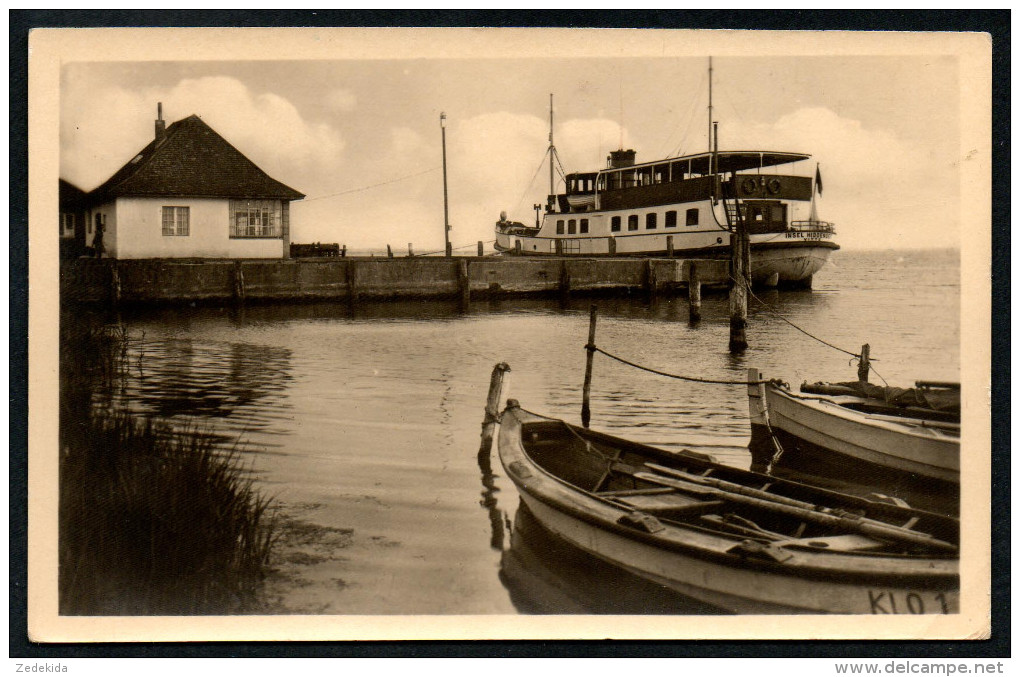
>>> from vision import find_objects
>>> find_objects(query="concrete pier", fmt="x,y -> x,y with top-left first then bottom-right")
60,256 -> 730,307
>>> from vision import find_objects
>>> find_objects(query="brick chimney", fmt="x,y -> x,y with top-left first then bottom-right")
155,102 -> 166,145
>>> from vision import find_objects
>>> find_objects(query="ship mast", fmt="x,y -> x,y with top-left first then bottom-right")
708,56 -> 714,157
548,93 -> 555,197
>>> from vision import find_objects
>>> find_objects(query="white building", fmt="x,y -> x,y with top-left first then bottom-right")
85,104 -> 304,259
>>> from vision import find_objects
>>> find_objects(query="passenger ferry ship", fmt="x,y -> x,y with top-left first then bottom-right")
494,74 -> 839,287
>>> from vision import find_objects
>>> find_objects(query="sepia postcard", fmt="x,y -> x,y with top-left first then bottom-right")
27,27 -> 992,642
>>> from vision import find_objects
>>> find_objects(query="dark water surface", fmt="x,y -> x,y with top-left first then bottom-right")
80,249 -> 960,614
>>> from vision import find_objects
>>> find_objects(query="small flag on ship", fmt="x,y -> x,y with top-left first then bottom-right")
815,164 -> 823,195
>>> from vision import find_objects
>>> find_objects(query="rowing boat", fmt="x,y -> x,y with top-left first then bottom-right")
747,368 -> 960,516
496,399 -> 959,615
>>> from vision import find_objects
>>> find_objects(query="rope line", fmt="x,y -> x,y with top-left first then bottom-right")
590,345 -> 765,386
414,239 -> 497,258
301,167 -> 441,203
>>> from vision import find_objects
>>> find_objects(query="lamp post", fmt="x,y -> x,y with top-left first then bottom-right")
441,112 -> 451,257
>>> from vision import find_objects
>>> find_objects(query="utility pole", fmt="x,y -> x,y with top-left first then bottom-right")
441,112 -> 452,257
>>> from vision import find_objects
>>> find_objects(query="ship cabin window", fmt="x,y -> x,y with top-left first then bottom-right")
61,213 -> 75,238
611,216 -> 621,232
568,219 -> 577,234
646,213 -> 657,229
686,208 -> 699,226
627,215 -> 639,231
637,166 -> 653,186
580,218 -> 589,234
556,219 -> 565,234
665,210 -> 677,228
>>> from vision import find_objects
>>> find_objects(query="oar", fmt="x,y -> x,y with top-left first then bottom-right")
634,469 -> 957,553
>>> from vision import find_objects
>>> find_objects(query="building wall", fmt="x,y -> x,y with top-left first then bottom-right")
108,197 -> 286,259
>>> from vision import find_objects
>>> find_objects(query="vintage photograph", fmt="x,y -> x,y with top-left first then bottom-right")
28,27 -> 991,641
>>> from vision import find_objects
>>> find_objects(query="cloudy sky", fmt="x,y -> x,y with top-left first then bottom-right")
60,51 -> 963,251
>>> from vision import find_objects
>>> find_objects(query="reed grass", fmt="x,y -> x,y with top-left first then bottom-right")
59,317 -> 278,615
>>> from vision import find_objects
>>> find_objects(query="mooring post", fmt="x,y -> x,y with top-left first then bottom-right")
515,240 -> 522,255
477,241 -> 484,257
233,260 -> 245,304
647,260 -> 658,301
108,261 -> 121,306
729,222 -> 750,353
667,235 -> 674,257
341,244 -> 347,258
387,244 -> 394,258
559,260 -> 571,303
408,243 -> 414,257
479,362 -> 512,456
347,260 -> 358,306
457,258 -> 470,308
581,304 -> 598,428
608,236 -> 617,256
857,343 -> 871,383
688,260 -> 702,324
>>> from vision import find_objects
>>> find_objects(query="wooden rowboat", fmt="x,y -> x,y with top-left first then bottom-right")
747,368 -> 960,516
496,399 -> 959,615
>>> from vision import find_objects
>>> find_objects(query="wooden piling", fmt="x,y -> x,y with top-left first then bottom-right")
688,261 -> 702,324
515,240 -> 522,254
387,244 -> 394,258
109,261 -> 121,305
479,363 -> 512,455
647,260 -> 657,301
729,221 -> 750,353
347,261 -> 359,305
608,236 -> 617,256
667,235 -> 674,257
559,261 -> 571,302
581,304 -> 598,428
457,258 -> 470,307
857,344 -> 871,383
477,241 -> 484,257
341,244 -> 347,258
408,243 -> 415,257
233,260 -> 245,303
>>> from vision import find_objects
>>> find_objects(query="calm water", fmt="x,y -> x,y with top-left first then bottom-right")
79,248 -> 960,614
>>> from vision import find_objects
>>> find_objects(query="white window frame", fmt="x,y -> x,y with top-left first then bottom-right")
230,199 -> 282,238
61,213 -> 75,238
162,206 -> 190,236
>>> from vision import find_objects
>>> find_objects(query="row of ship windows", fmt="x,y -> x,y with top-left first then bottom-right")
556,209 -> 699,235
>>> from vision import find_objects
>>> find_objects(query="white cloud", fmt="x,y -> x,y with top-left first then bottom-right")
60,76 -> 345,196
718,107 -> 959,248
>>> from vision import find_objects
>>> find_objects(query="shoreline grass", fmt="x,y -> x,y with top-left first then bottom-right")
59,316 -> 278,615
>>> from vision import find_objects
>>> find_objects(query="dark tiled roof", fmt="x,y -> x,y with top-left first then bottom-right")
89,114 -> 304,203
59,179 -> 87,209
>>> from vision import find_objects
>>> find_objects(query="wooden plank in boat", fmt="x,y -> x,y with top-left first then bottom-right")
612,492 -> 725,516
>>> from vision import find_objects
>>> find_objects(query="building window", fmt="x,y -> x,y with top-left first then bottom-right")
628,214 -> 638,231
568,219 -> 576,234
646,213 -> 657,229
686,208 -> 699,226
162,206 -> 190,236
230,199 -> 282,238
611,216 -> 621,232
665,210 -> 677,228
556,219 -> 565,235
580,218 -> 589,234
60,213 -> 75,238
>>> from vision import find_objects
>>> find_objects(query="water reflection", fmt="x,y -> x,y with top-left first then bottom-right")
99,336 -> 294,440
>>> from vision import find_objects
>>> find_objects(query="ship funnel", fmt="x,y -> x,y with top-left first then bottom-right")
607,149 -> 636,169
